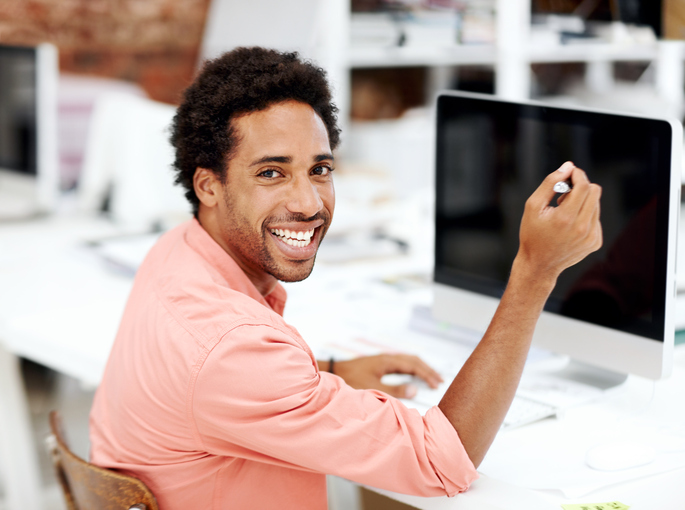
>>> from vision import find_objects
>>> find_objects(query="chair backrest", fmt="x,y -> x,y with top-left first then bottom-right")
46,410 -> 159,510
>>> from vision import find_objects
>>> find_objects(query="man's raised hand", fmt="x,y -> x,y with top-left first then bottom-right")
517,161 -> 603,283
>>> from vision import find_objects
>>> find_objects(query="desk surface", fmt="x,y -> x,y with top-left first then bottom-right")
2,214 -> 685,510
284,241 -> 685,510
0,214 -> 135,386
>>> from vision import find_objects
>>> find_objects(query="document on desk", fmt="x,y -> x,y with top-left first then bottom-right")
561,504 -> 628,510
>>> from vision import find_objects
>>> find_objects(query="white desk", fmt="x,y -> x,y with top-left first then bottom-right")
0,214 -> 134,509
366,365 -> 685,510
2,214 -> 685,510
285,254 -> 685,510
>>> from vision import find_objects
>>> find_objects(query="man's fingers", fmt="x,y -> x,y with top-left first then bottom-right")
384,354 -> 443,389
333,354 -> 443,396
588,184 -> 603,251
530,161 -> 576,207
576,182 -> 602,225
570,182 -> 602,245
532,163 -> 594,218
554,167 -> 596,222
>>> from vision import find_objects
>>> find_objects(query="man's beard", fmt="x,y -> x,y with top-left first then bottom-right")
225,209 -> 331,283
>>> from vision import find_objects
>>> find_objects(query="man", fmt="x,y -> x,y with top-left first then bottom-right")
90,47 -> 602,509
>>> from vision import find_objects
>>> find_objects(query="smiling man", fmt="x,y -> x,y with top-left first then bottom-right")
193,100 -> 335,293
89,48 -> 602,510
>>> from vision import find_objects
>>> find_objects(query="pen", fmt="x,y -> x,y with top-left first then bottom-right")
553,181 -> 572,194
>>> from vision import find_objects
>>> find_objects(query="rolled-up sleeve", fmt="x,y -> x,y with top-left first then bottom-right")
191,322 -> 478,497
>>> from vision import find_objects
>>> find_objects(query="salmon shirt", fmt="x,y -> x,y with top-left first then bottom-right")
89,218 -> 478,509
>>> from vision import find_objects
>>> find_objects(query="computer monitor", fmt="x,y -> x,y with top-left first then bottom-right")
433,91 -> 680,384
0,42 -> 58,219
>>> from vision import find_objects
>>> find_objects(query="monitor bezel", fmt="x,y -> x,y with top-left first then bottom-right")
432,90 -> 680,380
0,42 -> 58,216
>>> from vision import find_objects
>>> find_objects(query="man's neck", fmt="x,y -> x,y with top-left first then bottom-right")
196,210 -> 278,297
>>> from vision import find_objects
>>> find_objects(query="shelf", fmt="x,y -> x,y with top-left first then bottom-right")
526,42 -> 660,64
346,41 -> 663,69
347,44 -> 496,69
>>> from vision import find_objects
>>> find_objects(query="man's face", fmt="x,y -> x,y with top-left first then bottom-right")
211,100 -> 335,285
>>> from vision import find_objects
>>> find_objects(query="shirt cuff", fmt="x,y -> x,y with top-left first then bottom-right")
423,406 -> 479,496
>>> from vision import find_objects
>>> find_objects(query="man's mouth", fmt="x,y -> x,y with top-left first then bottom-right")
269,228 -> 315,248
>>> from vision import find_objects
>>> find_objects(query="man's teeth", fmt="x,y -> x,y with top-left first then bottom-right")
270,228 -> 315,247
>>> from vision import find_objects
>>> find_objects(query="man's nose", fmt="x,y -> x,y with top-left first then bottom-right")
286,176 -> 323,217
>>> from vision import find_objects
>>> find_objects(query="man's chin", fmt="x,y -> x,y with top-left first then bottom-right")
269,257 -> 317,283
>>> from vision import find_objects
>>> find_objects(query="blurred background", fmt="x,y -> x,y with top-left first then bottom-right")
3,0 -> 684,202
2,0 -> 685,508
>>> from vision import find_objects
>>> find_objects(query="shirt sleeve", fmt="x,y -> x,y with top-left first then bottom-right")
191,323 -> 478,497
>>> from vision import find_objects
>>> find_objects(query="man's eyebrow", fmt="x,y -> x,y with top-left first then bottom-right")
250,154 -> 334,166
314,153 -> 334,162
250,155 -> 292,167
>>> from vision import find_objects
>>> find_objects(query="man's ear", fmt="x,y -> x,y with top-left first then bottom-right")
193,167 -> 222,208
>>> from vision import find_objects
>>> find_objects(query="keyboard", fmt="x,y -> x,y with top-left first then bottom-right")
412,383 -> 559,430
398,305 -> 603,430
321,303 -> 602,432
501,395 -> 559,430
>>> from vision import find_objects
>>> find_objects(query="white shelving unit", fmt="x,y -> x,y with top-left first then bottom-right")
199,0 -> 685,133
341,38 -> 683,124
322,0 -> 685,181
330,0 -> 685,117
198,0 -> 685,186
199,0 -> 685,123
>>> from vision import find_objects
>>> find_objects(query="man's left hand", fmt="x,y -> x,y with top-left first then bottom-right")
324,354 -> 443,400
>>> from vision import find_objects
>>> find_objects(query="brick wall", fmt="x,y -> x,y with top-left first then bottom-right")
0,0 -> 211,104
665,0 -> 685,40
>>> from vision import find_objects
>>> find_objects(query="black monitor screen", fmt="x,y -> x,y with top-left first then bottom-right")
0,45 -> 37,175
435,94 -> 674,341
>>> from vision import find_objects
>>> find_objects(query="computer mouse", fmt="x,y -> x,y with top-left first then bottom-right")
585,441 -> 657,471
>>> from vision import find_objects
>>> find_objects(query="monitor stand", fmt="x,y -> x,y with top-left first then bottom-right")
554,359 -> 628,391
0,171 -> 43,220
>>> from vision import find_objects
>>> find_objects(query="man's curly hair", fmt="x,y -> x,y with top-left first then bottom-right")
170,47 -> 341,216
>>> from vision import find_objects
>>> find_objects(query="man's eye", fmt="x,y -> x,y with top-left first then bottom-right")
259,169 -> 280,178
313,165 -> 333,176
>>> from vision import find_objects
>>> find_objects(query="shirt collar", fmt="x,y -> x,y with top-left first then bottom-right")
184,218 -> 287,316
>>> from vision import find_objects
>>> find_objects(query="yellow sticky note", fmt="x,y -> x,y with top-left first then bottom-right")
561,502 -> 629,510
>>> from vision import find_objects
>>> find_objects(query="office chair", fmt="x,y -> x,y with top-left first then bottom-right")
46,410 -> 159,510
